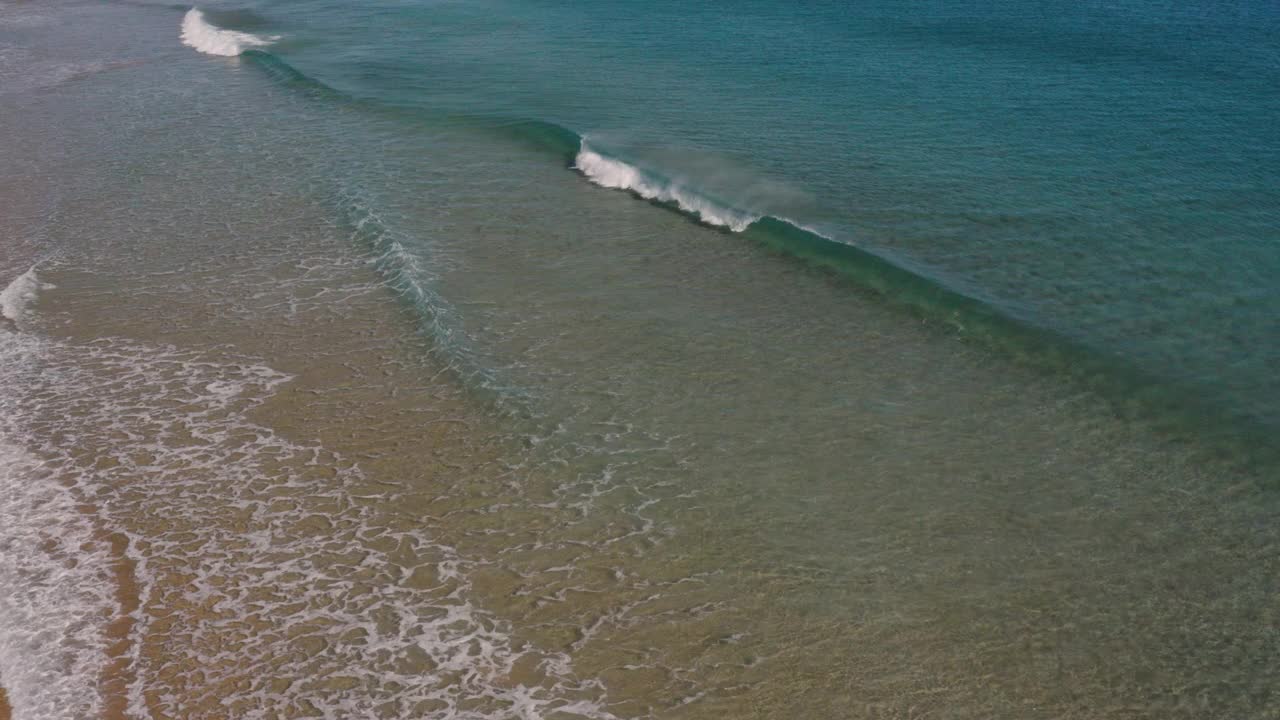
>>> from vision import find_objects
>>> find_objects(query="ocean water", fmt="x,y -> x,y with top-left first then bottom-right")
1,0 -> 1278,718
241,0 -> 1280,437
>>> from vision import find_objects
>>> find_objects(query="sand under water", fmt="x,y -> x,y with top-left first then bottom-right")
1,1 -> 1278,719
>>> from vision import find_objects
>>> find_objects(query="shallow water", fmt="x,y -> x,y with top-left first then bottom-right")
0,1 -> 1278,718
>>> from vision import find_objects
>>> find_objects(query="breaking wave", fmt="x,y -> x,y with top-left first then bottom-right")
0,271 -> 116,719
334,188 -> 534,415
0,266 -> 52,325
226,49 -> 1278,466
573,143 -> 759,231
180,7 -> 276,57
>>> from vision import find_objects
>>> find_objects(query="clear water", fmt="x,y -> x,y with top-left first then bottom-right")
1,0 -> 1278,718
253,0 -> 1280,433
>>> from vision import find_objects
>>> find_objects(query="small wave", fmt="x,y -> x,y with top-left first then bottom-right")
574,142 -> 759,232
0,266 -> 53,324
572,141 -> 1276,459
241,47 -> 346,99
180,7 -> 276,57
336,189 -> 531,413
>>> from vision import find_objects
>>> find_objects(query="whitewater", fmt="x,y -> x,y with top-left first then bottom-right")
180,8 -> 276,57
573,143 -> 760,232
0,266 -> 50,324
0,268 -> 116,720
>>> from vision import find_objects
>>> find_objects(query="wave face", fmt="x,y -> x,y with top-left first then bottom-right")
180,7 -> 275,57
574,143 -> 759,232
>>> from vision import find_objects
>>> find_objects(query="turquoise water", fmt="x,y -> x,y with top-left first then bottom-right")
226,0 -> 1280,442
2,0 -> 1279,717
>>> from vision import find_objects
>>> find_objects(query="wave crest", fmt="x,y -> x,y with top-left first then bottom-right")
574,143 -> 759,232
180,7 -> 276,57
0,266 -> 52,324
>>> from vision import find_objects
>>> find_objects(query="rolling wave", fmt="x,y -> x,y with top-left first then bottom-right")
227,47 -> 1275,468
241,48 -> 344,98
180,7 -> 276,57
574,143 -> 759,231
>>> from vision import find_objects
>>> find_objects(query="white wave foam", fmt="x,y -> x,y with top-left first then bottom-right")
0,266 -> 52,323
180,7 -> 277,57
0,332 -> 117,720
1,331 -> 618,719
0,442 -> 116,720
574,142 -> 759,232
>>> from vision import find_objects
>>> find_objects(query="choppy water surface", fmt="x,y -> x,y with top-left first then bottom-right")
0,1 -> 1277,718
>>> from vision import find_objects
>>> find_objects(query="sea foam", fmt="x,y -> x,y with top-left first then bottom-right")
180,8 -> 276,57
0,266 -> 51,323
574,142 -> 759,232
1,329 -> 617,719
0,331 -> 117,720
